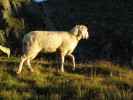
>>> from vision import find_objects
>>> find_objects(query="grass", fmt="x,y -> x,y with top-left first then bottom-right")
0,56 -> 132,100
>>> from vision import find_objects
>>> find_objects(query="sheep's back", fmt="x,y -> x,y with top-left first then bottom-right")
24,31 -> 63,53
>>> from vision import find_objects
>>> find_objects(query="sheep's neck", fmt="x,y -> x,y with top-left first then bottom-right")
76,35 -> 82,41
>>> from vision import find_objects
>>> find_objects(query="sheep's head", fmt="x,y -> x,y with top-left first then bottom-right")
71,25 -> 89,40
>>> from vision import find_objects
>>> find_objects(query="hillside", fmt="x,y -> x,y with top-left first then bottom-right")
0,56 -> 132,100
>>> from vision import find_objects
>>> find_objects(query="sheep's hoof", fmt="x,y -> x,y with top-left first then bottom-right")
16,71 -> 21,75
30,69 -> 34,73
61,69 -> 64,73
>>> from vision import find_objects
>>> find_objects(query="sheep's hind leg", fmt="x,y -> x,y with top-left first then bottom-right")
16,56 -> 27,74
26,59 -> 34,72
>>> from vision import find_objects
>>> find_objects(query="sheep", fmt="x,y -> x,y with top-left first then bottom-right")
0,45 -> 10,57
16,25 -> 89,74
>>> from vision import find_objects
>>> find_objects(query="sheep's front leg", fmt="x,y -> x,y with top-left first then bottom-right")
16,57 -> 27,74
67,54 -> 75,71
60,54 -> 65,72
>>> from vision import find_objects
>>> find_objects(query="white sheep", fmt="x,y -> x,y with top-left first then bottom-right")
0,45 -> 10,57
16,25 -> 89,74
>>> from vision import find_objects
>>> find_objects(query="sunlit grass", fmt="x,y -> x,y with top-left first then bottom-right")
0,56 -> 132,100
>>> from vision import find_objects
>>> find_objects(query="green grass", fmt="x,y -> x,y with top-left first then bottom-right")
0,56 -> 132,100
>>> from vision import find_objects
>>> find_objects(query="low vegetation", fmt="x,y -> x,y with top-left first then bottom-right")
0,56 -> 132,100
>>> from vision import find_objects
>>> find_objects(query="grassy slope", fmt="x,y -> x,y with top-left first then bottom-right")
0,56 -> 132,100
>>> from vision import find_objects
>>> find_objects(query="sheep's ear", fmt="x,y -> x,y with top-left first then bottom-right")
71,25 -> 79,36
